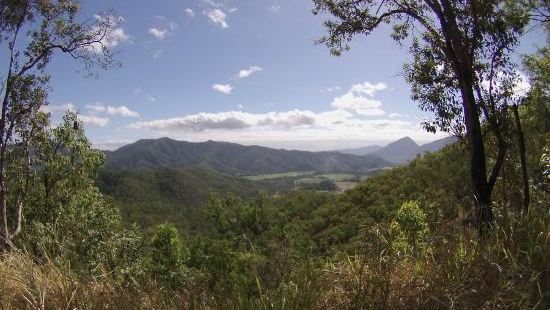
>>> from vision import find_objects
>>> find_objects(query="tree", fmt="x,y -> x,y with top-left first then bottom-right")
148,223 -> 189,290
13,112 -> 125,273
391,201 -> 429,257
0,0 -> 120,249
312,0 -> 543,233
521,24 -> 550,209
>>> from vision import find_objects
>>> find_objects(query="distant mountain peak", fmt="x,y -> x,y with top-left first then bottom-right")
387,136 -> 418,146
337,136 -> 456,164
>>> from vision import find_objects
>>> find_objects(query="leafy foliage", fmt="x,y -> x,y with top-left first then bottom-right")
0,2 -> 548,309
96,167 -> 291,234
147,223 -> 189,290
391,201 -> 429,256
0,0 -> 120,248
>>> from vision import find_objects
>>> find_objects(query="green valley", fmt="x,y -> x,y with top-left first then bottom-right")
0,1 -> 548,309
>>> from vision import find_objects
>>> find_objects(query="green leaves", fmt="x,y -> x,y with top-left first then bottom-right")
11,112 -> 125,275
148,223 -> 189,290
391,201 -> 429,257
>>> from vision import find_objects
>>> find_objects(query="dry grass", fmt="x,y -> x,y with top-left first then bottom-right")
0,250 -> 191,309
314,209 -> 550,310
1,208 -> 548,309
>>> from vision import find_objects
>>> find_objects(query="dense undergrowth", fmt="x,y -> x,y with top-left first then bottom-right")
1,205 -> 548,309
1,135 -> 548,308
1,29 -> 548,310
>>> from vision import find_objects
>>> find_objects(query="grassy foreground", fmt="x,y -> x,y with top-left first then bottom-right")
1,208 -> 548,309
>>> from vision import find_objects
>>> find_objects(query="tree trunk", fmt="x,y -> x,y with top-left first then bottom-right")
512,104 -> 529,213
437,0 -> 494,234
0,178 -> 10,251
460,81 -> 493,235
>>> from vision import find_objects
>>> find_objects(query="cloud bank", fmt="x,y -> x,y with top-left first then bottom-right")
125,81 -> 446,144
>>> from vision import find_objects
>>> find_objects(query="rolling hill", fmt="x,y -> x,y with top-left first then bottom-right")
96,167 -> 293,232
104,138 -> 392,175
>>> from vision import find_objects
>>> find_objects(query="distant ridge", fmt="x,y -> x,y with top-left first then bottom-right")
371,137 -> 421,164
337,136 -> 457,164
337,144 -> 383,156
104,138 -> 392,175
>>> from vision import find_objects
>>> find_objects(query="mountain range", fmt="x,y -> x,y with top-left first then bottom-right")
104,136 -> 456,175
104,138 -> 392,175
337,136 -> 457,164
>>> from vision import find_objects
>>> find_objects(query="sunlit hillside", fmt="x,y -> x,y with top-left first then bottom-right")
0,1 -> 548,309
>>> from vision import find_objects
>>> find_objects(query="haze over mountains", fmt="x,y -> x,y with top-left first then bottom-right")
104,136 -> 456,175
104,138 -> 392,175
337,136 -> 457,164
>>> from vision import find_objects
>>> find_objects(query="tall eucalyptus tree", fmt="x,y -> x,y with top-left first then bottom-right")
313,0 -> 545,232
0,0 -> 119,249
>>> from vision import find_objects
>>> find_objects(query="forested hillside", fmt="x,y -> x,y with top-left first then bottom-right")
0,1 -> 548,309
96,168 -> 292,233
105,138 -> 392,174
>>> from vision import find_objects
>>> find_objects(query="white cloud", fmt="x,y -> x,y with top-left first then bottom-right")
148,17 -> 178,41
128,110 -> 336,131
212,84 -> 234,94
86,103 -> 107,113
331,81 -> 387,116
389,113 -> 410,118
237,66 -> 262,79
107,106 -> 140,118
350,82 -> 387,96
185,8 -> 195,17
124,80 -> 446,150
103,28 -> 131,48
270,4 -> 281,12
206,9 -> 228,28
126,108 -> 443,145
40,102 -> 142,127
481,71 -> 531,101
325,86 -> 341,92
89,15 -> 131,54
331,94 -> 385,116
86,102 -> 140,118
200,0 -> 224,8
40,103 -> 77,114
513,72 -> 531,98
148,27 -> 168,40
78,115 -> 110,127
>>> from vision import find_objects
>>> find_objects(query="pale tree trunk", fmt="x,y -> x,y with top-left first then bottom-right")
0,180 -> 8,250
0,82 -> 10,251
512,104 -> 529,212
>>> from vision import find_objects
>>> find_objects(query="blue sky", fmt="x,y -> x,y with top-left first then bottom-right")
42,0 -> 543,151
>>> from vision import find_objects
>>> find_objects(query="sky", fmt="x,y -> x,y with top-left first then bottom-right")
40,0 -> 544,151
